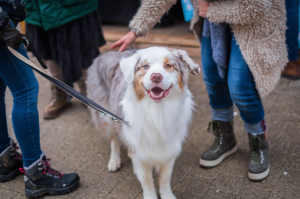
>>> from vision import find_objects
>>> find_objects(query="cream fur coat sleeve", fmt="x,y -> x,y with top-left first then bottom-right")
129,0 -> 177,36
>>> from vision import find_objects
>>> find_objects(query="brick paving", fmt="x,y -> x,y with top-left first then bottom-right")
1,52 -> 300,199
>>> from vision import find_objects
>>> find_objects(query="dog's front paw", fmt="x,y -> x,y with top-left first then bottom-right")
107,157 -> 121,172
144,197 -> 158,199
161,193 -> 176,199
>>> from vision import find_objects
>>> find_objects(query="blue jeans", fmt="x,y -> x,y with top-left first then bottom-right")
201,33 -> 265,134
0,40 -> 42,167
285,0 -> 299,61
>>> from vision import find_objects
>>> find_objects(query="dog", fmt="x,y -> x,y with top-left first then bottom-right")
86,47 -> 200,199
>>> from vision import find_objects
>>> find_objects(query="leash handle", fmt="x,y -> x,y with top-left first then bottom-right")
8,38 -> 129,125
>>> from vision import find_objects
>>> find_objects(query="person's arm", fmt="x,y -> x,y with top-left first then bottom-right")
111,0 -> 177,52
207,0 -> 272,25
0,7 -> 22,49
129,0 -> 177,36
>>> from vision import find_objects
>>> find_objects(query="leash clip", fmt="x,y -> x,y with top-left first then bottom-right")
99,110 -> 129,125
22,37 -> 29,47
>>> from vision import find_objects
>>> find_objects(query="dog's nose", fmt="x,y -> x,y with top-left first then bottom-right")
150,73 -> 163,84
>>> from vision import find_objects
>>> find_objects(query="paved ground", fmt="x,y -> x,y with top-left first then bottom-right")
1,51 -> 300,199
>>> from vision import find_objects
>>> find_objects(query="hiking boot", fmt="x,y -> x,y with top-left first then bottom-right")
24,155 -> 80,198
281,60 -> 300,80
0,139 -> 23,182
200,121 -> 237,167
248,133 -> 270,181
43,85 -> 68,119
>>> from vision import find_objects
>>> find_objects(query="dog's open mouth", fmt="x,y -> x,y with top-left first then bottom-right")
146,86 -> 172,101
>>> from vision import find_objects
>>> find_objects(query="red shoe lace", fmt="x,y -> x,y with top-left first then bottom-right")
12,143 -> 23,159
19,168 -> 25,174
42,158 -> 63,178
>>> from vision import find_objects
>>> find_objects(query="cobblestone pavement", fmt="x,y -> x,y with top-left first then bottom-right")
1,52 -> 300,199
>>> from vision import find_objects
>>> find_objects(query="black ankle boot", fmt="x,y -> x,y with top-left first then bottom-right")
248,133 -> 270,181
24,155 -> 80,198
200,120 -> 237,167
0,139 -> 23,182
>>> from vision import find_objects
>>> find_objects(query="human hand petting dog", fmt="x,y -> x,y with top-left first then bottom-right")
198,0 -> 209,18
110,30 -> 139,52
111,0 -> 209,52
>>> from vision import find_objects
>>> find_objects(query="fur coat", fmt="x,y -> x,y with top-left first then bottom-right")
129,0 -> 288,97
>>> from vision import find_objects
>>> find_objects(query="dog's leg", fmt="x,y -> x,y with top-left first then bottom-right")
107,135 -> 121,172
158,158 -> 176,199
132,156 -> 157,199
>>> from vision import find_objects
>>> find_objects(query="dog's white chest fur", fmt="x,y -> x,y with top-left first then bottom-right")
121,86 -> 194,164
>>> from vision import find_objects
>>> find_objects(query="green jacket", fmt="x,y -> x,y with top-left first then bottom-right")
24,0 -> 98,31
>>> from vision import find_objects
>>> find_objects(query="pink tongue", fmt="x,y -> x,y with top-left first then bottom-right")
154,92 -> 162,96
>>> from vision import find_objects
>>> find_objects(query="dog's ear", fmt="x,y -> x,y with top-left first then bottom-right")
173,49 -> 201,75
120,53 -> 140,84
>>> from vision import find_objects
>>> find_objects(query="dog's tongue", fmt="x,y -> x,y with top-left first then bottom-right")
149,89 -> 163,99
147,86 -> 172,101
152,87 -> 163,96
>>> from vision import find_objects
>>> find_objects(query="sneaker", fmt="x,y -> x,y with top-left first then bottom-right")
24,155 -> 80,198
0,139 -> 23,182
200,121 -> 237,167
248,133 -> 270,181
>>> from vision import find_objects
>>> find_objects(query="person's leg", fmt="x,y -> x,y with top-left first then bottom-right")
281,0 -> 299,80
285,0 -> 299,61
47,60 -> 62,80
0,39 -> 41,182
0,41 -> 43,167
0,77 -> 10,152
0,75 -> 23,183
227,36 -> 265,134
228,34 -> 270,181
199,35 -> 237,168
76,69 -> 87,96
0,40 -> 80,196
201,35 -> 233,121
43,60 -> 68,119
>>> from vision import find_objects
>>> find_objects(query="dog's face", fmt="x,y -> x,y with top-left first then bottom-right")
120,47 -> 200,102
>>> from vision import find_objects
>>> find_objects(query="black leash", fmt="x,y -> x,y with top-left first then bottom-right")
8,35 -> 129,125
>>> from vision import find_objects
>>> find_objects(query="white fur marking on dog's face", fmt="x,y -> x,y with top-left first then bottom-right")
119,47 -> 200,102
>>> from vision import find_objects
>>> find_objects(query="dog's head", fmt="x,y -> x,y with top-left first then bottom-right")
120,47 -> 200,102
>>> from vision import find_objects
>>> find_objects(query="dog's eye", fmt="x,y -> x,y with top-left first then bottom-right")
165,64 -> 172,68
143,65 -> 149,69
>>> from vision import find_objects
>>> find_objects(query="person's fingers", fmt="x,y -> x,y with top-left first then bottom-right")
199,11 -> 207,18
16,36 -> 23,50
111,39 -> 124,49
119,44 -> 125,52
111,31 -> 139,51
119,41 -> 129,52
111,42 -> 121,49
112,36 -> 128,49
